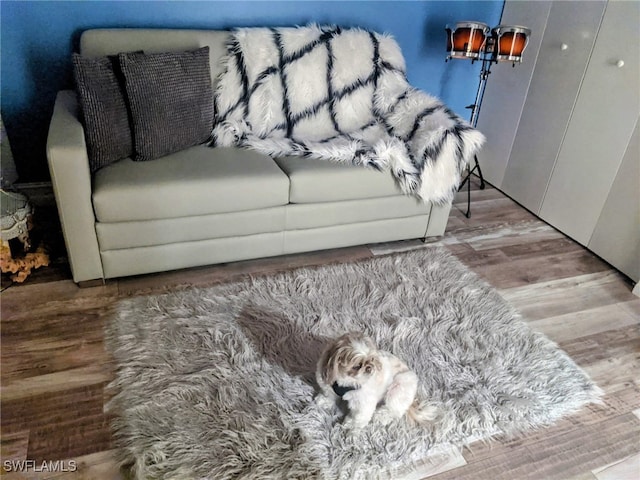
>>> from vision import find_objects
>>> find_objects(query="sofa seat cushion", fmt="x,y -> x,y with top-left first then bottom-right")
273,156 -> 401,203
93,145 -> 290,222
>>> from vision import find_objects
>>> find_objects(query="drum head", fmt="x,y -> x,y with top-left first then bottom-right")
492,25 -> 531,36
456,21 -> 490,32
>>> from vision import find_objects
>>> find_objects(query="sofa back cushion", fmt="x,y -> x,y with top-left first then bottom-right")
118,47 -> 214,161
72,54 -> 134,172
79,29 -> 229,87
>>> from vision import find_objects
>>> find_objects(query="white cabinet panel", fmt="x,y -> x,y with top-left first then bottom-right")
501,1 -> 605,212
539,0 -> 640,245
588,117 -> 640,282
474,1 -> 551,187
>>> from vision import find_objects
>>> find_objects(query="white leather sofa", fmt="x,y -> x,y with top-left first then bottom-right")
46,29 -> 452,284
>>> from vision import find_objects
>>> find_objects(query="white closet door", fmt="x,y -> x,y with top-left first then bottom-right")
539,0 -> 640,245
501,1 -> 605,213
588,117 -> 640,282
474,1 -> 551,187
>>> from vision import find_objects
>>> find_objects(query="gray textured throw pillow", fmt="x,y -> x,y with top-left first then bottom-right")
72,54 -> 134,172
118,47 -> 214,161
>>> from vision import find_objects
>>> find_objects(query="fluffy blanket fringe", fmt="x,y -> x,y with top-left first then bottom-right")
210,25 -> 485,204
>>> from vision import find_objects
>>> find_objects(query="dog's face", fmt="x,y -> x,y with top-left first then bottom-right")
321,332 -> 382,388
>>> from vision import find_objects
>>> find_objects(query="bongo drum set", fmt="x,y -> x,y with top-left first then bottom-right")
446,22 -> 531,64
444,21 -> 531,217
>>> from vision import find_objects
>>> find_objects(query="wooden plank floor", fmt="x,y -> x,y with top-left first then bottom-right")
2,178 -> 639,479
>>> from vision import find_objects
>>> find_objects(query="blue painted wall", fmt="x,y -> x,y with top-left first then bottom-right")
1,0 -> 503,182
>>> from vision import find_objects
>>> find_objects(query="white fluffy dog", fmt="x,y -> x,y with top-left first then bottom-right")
315,332 -> 437,429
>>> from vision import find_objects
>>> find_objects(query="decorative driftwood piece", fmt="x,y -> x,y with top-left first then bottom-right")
0,242 -> 50,283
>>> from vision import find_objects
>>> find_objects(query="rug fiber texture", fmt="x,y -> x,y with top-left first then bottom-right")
106,248 -> 601,479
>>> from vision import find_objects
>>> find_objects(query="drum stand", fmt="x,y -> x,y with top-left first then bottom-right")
458,57 -> 492,218
446,22 -> 530,218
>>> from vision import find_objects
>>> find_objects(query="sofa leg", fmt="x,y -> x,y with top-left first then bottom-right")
77,278 -> 106,288
420,235 -> 444,244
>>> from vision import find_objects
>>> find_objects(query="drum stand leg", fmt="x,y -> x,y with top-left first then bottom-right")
459,56 -> 492,218
458,154 -> 485,218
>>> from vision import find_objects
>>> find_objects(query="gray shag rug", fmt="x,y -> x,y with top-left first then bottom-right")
105,248 -> 601,480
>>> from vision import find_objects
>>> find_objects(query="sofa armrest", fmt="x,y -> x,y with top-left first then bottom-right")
46,90 -> 104,283
424,202 -> 451,237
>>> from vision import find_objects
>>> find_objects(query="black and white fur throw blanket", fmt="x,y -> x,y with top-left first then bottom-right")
211,25 -> 485,204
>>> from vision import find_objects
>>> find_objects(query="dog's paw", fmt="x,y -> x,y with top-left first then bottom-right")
315,394 -> 336,410
342,417 -> 367,432
343,389 -> 362,403
343,411 -> 375,431
374,409 -> 395,426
